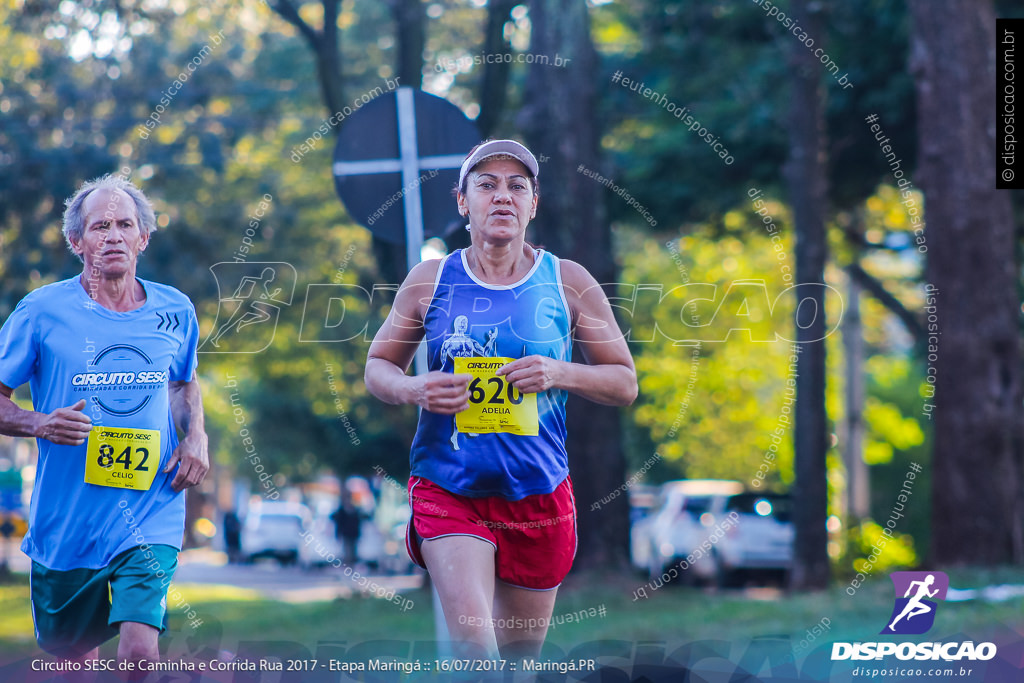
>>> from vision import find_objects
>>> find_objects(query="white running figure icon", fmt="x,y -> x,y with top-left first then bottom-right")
888,574 -> 939,631
439,315 -> 497,450
209,267 -> 283,348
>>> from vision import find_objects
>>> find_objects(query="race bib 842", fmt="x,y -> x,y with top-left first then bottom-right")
85,427 -> 160,491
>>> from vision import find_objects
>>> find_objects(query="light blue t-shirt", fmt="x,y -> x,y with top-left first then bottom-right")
0,277 -> 199,570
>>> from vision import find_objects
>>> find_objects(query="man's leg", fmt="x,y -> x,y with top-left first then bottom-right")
108,544 -> 178,668
117,621 -> 160,663
420,535 -> 498,658
492,582 -> 558,659
31,560 -> 118,660
889,604 -> 914,630
906,603 -> 930,620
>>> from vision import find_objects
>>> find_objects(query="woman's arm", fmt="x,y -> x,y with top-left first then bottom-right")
499,259 -> 637,406
364,260 -> 472,414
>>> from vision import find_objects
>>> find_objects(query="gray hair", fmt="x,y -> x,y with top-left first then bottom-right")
62,175 -> 157,258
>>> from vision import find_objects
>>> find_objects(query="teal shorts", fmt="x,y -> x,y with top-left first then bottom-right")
30,544 -> 178,657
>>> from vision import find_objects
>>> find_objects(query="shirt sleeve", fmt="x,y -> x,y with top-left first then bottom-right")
0,297 -> 38,390
169,300 -> 199,382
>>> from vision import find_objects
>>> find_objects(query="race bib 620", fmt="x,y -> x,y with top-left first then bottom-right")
454,357 -> 539,436
85,427 -> 160,491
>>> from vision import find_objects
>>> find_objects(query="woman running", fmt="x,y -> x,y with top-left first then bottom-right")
365,139 -> 636,659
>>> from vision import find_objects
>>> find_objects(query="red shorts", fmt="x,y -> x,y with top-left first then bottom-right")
406,476 -> 577,590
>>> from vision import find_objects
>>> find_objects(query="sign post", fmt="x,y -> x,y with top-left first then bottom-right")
333,85 -> 479,279
332,87 -> 479,654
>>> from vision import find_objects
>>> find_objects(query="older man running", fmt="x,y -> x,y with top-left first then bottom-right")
0,175 -> 208,664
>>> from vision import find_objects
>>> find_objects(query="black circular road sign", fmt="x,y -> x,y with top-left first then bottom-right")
333,88 -> 480,245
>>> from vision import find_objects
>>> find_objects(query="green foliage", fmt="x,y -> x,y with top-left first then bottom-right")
590,0 -> 917,225
825,0 -> 916,209
845,519 -> 917,578
863,353 -> 933,559
0,0 -> 941,556
0,0 -> 411,490
618,213 -> 799,486
595,0 -> 791,227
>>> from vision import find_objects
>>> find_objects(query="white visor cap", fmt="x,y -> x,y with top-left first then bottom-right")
458,139 -> 540,191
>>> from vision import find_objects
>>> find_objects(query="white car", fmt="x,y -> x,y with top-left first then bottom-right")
298,512 -> 345,569
241,501 -> 311,566
632,479 -> 743,583
714,492 -> 794,587
628,485 -> 659,572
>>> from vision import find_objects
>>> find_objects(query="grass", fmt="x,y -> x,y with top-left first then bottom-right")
1,567 -> 1022,665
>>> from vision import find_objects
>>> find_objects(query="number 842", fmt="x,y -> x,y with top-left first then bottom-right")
97,444 -> 150,471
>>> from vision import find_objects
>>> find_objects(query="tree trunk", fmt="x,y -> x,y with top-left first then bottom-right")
519,0 -> 629,570
909,0 -> 1024,565
785,0 -> 831,590
270,1 -> 344,117
388,0 -> 425,88
477,0 -> 517,138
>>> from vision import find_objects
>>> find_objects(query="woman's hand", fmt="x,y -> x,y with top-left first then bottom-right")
413,371 -> 472,414
498,356 -> 563,394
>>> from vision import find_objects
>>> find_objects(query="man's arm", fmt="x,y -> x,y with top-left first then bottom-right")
0,382 -> 92,445
165,371 -> 209,492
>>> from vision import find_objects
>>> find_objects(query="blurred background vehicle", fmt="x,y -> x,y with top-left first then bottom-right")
713,492 -> 794,588
298,504 -> 344,569
632,479 -> 743,584
371,477 -> 416,576
296,474 -> 417,575
240,500 -> 311,566
628,484 -> 659,572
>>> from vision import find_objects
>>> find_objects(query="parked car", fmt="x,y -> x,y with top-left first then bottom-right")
631,479 -> 743,583
378,519 -> 417,575
629,484 -> 659,526
627,485 -> 659,571
241,501 -> 311,565
713,492 -> 794,587
298,511 -> 344,569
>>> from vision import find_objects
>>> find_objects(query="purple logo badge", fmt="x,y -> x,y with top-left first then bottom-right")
881,571 -> 949,635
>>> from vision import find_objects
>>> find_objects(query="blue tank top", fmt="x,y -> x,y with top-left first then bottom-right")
410,249 -> 572,500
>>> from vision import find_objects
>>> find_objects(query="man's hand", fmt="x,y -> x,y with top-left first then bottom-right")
167,374 -> 209,492
164,431 -> 209,492
35,399 -> 93,445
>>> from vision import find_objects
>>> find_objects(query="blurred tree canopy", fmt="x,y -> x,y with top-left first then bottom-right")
1,0 -> 1021,574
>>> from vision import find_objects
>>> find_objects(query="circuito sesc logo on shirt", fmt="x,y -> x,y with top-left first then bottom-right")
71,344 -> 167,417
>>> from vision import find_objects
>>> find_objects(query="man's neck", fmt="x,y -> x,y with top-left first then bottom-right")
80,270 -> 146,312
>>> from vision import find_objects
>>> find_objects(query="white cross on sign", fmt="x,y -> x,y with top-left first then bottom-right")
333,88 -> 475,655
332,87 -> 466,272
